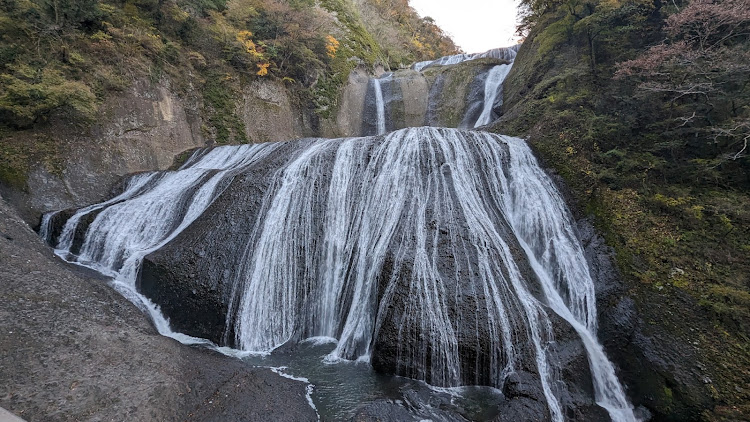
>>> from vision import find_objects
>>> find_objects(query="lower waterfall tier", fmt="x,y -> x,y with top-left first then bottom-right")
48,127 -> 635,422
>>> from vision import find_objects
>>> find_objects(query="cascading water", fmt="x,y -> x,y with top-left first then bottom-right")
413,45 -> 520,72
38,210 -> 58,245
473,64 -> 512,128
373,77 -> 387,135
47,144 -> 282,343
362,74 -> 392,136
48,127 -> 635,421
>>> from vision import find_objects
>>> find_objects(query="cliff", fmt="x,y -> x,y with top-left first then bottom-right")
0,0 -> 458,224
495,0 -> 750,419
0,193 -> 317,421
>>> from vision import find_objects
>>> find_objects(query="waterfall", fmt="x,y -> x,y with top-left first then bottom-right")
363,74 -> 392,136
46,143 -> 282,342
413,45 -> 520,72
474,64 -> 512,128
38,210 -> 58,245
503,139 -> 635,420
49,127 -> 635,421
373,77 -> 386,135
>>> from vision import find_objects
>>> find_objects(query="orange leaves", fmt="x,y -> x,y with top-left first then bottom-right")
236,30 -> 262,58
256,62 -> 270,76
325,35 -> 339,58
236,30 -> 270,76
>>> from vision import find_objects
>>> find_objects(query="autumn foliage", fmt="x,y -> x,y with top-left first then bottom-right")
616,0 -> 750,162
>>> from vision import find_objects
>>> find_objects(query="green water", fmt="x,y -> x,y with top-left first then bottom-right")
242,338 -> 504,421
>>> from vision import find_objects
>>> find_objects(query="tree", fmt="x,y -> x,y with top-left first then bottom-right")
616,0 -> 750,164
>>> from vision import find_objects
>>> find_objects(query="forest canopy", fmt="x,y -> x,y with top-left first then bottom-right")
0,0 -> 458,128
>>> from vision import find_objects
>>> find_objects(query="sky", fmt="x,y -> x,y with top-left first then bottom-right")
409,0 -> 522,54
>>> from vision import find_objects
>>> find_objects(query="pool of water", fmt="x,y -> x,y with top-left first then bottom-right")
242,338 -> 504,421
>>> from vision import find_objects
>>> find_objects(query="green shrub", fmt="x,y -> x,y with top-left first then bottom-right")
0,65 -> 97,128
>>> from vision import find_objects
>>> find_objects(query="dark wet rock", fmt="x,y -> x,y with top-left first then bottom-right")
576,212 -> 712,420
351,400 -> 434,422
493,372 -> 551,422
351,398 -> 468,422
138,139 -> 318,346
0,195 -> 316,422
503,371 -> 546,401
494,396 -> 550,422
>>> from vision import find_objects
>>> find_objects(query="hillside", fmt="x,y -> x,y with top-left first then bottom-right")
0,0 -> 458,222
496,0 -> 750,419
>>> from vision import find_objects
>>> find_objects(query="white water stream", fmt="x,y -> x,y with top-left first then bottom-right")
373,77 -> 387,135
474,64 -> 512,128
48,127 -> 635,421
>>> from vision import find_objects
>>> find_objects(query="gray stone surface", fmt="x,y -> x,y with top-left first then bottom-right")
323,66 -> 372,138
241,79 -> 313,143
4,78 -> 206,226
0,195 -> 317,422
0,407 -> 25,422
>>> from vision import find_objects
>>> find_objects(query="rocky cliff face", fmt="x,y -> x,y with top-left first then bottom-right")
0,194 -> 317,422
4,76 -> 323,227
241,79 -> 317,143
2,78 -> 204,225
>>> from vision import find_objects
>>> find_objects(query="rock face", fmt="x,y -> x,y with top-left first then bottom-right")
321,67 -> 372,138
122,129 -> 620,419
0,194 -> 317,422
356,59 -> 510,136
2,78 -> 206,225
241,79 -> 316,143
2,76 -> 322,227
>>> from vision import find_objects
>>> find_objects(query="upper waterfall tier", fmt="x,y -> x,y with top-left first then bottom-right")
360,48 -> 516,135
412,45 -> 521,72
47,127 -> 635,422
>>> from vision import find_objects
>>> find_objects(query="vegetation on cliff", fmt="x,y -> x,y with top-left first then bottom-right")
0,0 -> 457,190
0,0 -> 456,126
499,0 -> 749,419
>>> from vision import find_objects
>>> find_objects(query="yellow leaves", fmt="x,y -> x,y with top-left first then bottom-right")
411,35 -> 427,53
90,30 -> 112,42
325,35 -> 340,58
652,193 -> 693,208
236,30 -> 253,42
691,205 -> 705,220
236,30 -> 269,76
231,30 -> 272,76
236,30 -> 258,55
256,62 -> 270,76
